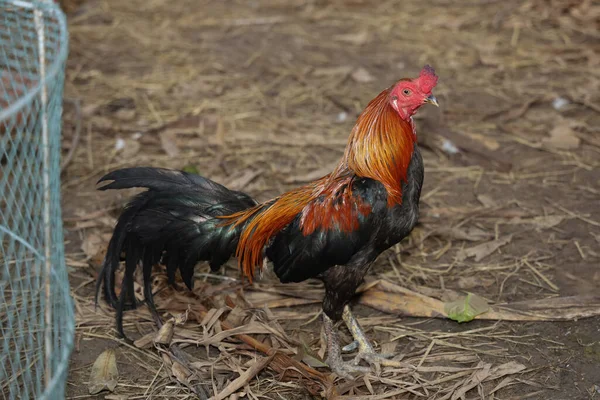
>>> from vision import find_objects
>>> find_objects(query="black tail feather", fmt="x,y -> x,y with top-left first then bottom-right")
95,167 -> 256,339
95,193 -> 150,310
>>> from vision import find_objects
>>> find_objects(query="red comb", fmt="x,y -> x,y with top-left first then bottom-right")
417,65 -> 438,93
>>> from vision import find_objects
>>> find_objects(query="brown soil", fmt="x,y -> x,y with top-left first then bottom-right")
59,0 -> 600,399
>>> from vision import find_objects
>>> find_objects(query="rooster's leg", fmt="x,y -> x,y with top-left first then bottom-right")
342,305 -> 393,367
323,313 -> 370,379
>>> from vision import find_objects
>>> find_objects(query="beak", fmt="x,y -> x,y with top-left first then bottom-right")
424,94 -> 439,107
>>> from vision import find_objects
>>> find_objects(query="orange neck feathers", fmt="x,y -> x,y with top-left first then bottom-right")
338,87 -> 416,205
224,86 -> 417,281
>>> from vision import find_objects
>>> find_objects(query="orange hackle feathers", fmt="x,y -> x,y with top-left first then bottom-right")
342,88 -> 416,206
222,186 -> 315,281
221,80 -> 418,281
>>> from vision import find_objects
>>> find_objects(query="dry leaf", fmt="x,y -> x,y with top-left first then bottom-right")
161,352 -> 172,368
434,226 -> 493,242
174,309 -> 190,325
413,285 -> 464,302
133,332 -> 154,349
171,361 -> 191,385
456,276 -> 495,289
542,120 -> 580,150
294,340 -> 328,368
174,322 -> 273,346
154,320 -> 174,345
312,66 -> 353,77
450,362 -> 491,400
94,115 -> 114,130
359,281 -> 447,318
477,194 -> 497,208
223,306 -> 247,327
488,361 -> 526,378
360,279 -> 600,322
82,102 -> 101,117
210,354 -> 274,400
458,235 -> 513,262
460,362 -> 525,399
159,131 -> 181,157
505,215 -> 564,229
462,132 -> 500,151
380,340 -> 398,355
351,67 -> 375,83
334,31 -> 369,45
115,108 -> 136,121
89,349 -> 119,395
82,231 -> 111,260
489,376 -> 516,394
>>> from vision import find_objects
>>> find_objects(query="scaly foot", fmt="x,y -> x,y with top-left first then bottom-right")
323,312 -> 370,379
342,305 -> 396,370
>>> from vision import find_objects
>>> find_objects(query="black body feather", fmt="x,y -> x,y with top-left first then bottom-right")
97,146 -> 423,337
267,146 -> 424,319
95,168 -> 256,337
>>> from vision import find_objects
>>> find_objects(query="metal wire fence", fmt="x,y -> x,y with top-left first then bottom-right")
0,1 -> 74,398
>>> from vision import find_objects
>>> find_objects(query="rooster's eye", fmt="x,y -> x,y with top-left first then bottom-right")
402,89 -> 411,96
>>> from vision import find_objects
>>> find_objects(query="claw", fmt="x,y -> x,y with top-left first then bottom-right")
354,351 -> 393,364
342,305 -> 400,370
326,358 -> 371,380
351,350 -> 395,372
323,308 -> 404,379
342,340 -> 359,352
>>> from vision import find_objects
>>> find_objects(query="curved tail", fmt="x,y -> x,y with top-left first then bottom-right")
94,167 -> 257,337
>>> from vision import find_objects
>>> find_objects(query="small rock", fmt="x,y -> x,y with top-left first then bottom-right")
542,119 -> 580,150
351,67 -> 375,83
114,108 -> 136,121
552,97 -> 569,111
441,139 -> 459,154
115,138 -> 126,151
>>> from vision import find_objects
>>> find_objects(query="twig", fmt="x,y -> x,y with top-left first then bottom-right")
546,198 -> 600,227
209,353 -> 275,400
222,296 -> 333,396
416,340 -> 435,369
523,261 -> 559,292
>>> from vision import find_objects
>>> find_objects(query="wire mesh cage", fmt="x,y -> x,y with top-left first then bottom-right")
0,1 -> 73,399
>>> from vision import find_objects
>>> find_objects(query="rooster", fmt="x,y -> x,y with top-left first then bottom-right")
96,66 -> 439,377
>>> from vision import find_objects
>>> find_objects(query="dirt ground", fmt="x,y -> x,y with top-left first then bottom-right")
59,0 -> 600,399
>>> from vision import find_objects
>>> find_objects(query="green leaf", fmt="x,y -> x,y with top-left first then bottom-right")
182,164 -> 200,175
444,293 -> 490,323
